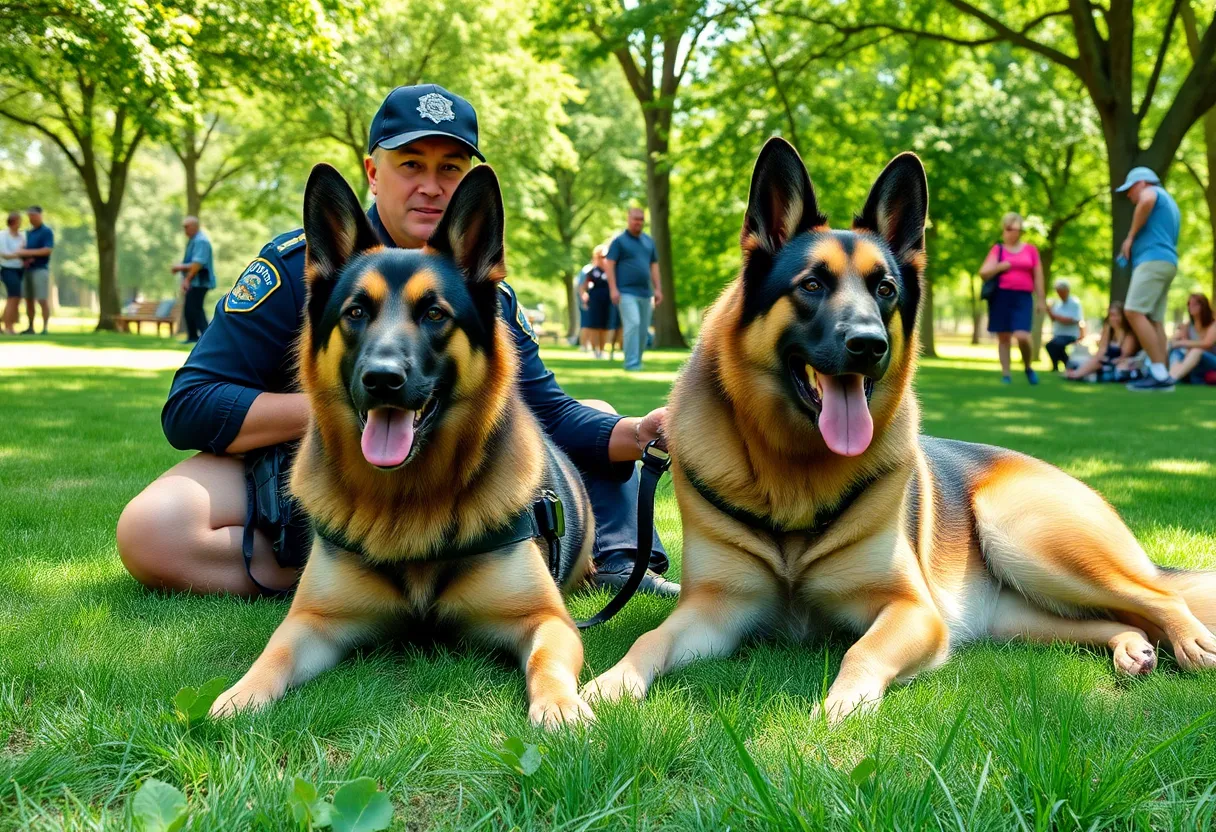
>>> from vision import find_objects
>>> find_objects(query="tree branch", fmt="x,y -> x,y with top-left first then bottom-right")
1181,157 -> 1209,192
774,5 -> 1074,65
0,105 -> 86,177
1136,0 -> 1184,122
746,7 -> 801,154
946,0 -> 1080,70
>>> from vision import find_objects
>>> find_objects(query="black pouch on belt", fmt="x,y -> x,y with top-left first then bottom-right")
242,444 -> 311,595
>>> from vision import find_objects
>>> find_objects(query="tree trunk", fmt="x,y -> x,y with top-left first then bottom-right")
183,122 -> 202,218
1181,1 -> 1216,298
969,272 -> 981,345
1031,241 -> 1056,360
95,209 -> 120,331
644,112 -> 686,348
919,277 -> 936,358
564,265 -> 580,341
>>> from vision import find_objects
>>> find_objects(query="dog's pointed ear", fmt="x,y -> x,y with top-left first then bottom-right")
303,163 -> 380,283
741,137 -> 826,261
426,165 -> 506,285
854,152 -> 928,266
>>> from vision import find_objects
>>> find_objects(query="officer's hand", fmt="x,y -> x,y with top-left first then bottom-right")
636,407 -> 668,452
611,289 -> 621,306
653,289 -> 663,307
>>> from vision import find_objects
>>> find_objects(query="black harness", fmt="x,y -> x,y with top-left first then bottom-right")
313,491 -> 567,579
310,442 -> 671,629
682,464 -> 878,539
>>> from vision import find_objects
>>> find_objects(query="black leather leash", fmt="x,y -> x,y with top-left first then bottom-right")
576,439 -> 670,629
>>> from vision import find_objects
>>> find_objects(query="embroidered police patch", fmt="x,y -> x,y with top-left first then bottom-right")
417,92 -> 455,124
515,304 -> 538,344
224,258 -> 281,313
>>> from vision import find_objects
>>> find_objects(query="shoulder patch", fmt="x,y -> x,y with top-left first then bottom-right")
224,258 -> 281,313
516,304 -> 538,344
275,232 -> 307,254
497,283 -> 538,344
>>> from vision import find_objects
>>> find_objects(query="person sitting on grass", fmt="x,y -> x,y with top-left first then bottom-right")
1168,292 -> 1216,385
1044,278 -> 1083,372
1066,301 -> 1141,383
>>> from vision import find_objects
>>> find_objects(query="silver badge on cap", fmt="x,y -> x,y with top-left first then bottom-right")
417,93 -> 456,124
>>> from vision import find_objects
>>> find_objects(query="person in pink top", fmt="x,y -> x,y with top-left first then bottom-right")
978,212 -> 1047,384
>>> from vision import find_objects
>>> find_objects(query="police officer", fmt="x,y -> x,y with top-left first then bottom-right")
117,85 -> 677,598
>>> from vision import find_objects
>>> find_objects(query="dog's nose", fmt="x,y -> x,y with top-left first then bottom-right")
361,363 -> 406,396
844,328 -> 888,362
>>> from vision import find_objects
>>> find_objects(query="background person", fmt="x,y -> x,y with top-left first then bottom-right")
1168,293 -> 1216,384
1118,167 -> 1181,392
0,211 -> 24,334
605,207 -> 662,371
978,211 -> 1046,384
1045,278 -> 1083,372
1066,302 -> 1140,382
171,216 -> 216,344
12,205 -> 53,335
579,245 -> 612,359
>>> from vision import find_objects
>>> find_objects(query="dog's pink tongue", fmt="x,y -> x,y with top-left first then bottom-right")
360,407 -> 415,468
817,374 -> 873,457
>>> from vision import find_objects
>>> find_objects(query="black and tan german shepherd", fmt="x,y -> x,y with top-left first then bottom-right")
211,164 -> 597,727
584,138 -> 1216,722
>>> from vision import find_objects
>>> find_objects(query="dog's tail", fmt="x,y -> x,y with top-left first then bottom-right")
1159,566 -> 1216,633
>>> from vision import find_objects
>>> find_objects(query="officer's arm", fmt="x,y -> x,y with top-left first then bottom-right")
501,285 -> 634,479
162,245 -> 308,454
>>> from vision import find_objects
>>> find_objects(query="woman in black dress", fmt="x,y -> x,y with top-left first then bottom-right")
579,245 -> 616,359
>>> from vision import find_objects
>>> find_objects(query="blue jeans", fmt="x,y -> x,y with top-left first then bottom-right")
1170,347 -> 1216,384
618,293 -> 653,370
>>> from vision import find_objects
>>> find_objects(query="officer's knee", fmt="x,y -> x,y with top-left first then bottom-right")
117,481 -> 192,589
580,399 -> 618,415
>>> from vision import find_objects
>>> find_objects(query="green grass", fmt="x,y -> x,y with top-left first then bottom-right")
2,337 -> 1216,830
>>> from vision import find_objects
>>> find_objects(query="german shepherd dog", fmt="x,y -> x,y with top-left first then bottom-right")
211,164 -> 597,727
584,138 -> 1216,722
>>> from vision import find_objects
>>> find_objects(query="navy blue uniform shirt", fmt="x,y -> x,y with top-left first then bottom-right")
162,206 -> 630,478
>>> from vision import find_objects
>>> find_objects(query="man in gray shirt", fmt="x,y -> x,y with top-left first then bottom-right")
605,207 -> 663,371
1045,278 -> 1083,372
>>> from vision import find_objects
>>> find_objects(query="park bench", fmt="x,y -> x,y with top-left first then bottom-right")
113,299 -> 180,336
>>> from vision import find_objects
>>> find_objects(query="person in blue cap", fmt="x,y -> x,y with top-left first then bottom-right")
116,84 -> 677,598
1115,166 -> 1181,392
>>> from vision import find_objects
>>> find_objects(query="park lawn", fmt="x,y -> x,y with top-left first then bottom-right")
2,334 -> 1216,830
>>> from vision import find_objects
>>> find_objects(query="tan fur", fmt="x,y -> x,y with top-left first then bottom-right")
213,265 -> 595,728
586,235 -> 1216,723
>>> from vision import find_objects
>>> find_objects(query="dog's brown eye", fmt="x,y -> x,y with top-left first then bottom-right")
801,278 -> 823,293
345,306 -> 365,320
425,307 -> 446,322
877,281 -> 896,298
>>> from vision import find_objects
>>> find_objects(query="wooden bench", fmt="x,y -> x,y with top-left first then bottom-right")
114,300 -> 180,336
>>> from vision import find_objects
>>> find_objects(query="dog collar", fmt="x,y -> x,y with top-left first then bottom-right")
682,464 -> 877,538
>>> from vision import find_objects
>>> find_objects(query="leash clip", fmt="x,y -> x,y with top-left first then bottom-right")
533,490 -> 565,540
641,439 -> 671,475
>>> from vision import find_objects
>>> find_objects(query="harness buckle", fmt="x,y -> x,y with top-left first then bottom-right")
534,490 -> 565,540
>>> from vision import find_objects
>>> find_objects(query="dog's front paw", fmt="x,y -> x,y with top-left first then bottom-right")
1112,633 -> 1157,675
209,681 -> 274,718
528,694 -> 596,729
1172,631 -> 1216,671
811,683 -> 884,725
581,665 -> 647,704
